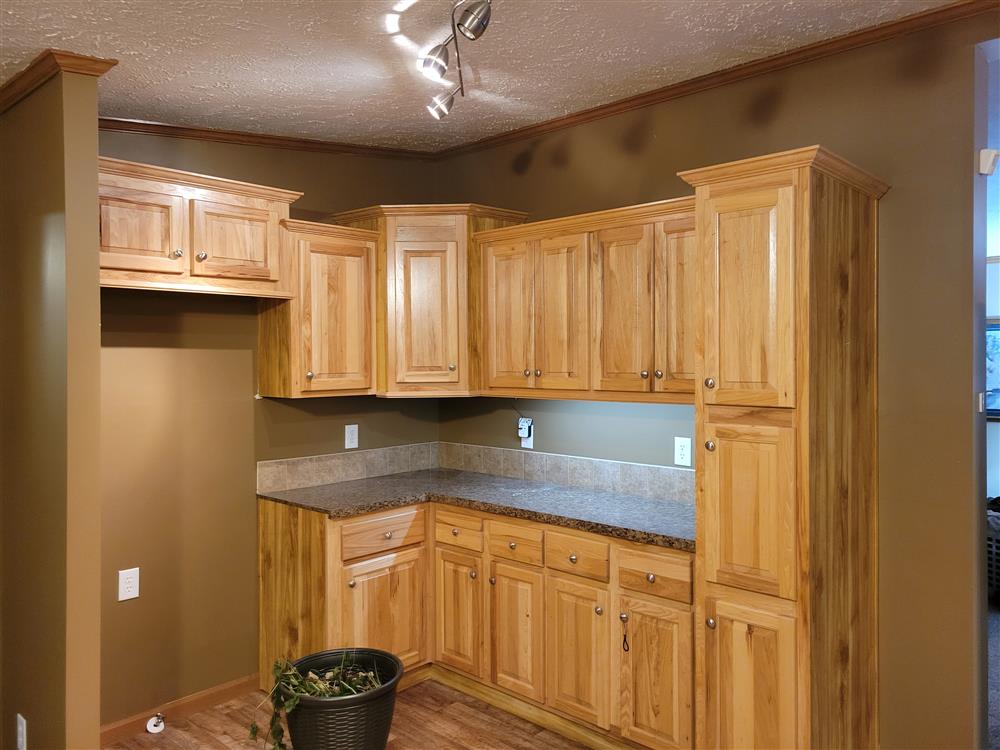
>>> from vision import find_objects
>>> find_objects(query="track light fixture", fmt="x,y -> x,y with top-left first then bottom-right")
420,0 -> 493,119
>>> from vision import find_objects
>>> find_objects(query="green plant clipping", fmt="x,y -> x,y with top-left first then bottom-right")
250,654 -> 383,750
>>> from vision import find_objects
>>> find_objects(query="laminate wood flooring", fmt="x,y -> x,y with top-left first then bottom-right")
106,680 -> 589,750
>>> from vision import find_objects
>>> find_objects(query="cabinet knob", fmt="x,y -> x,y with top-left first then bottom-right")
705,440 -> 716,452
706,617 -> 717,630
172,248 -> 184,258
508,541 -> 518,550
348,579 -> 356,588
523,369 -> 531,377
568,554 -> 578,564
383,531 -> 393,540
489,576 -> 496,585
640,370 -> 649,379
619,612 -> 629,623
704,377 -> 716,389
469,570 -> 478,580
594,606 -> 603,616
448,363 -> 456,371
196,251 -> 208,261
451,527 -> 460,536
534,369 -> 542,377
646,572 -> 656,584
654,369 -> 664,379
306,371 -> 315,380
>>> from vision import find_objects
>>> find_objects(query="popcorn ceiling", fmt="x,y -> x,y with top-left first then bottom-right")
0,0 -> 948,152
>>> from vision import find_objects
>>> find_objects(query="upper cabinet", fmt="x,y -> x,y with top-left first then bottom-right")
98,157 -> 302,298
332,205 -> 526,397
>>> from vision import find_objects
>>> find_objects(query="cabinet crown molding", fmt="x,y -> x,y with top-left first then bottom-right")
331,203 -> 528,224
98,156 -> 304,203
281,218 -> 378,241
678,144 -> 890,197
1,48 -> 118,114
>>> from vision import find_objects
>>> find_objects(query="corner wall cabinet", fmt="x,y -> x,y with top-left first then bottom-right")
681,146 -> 887,749
98,157 -> 302,298
331,205 -> 527,397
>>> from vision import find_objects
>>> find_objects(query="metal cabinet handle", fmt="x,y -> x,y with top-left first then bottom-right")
654,369 -> 664,379
640,370 -> 649,379
306,371 -> 315,380
451,527 -> 460,536
646,572 -> 656,584
523,369 -> 531,377
568,554 -> 578,564
508,541 -> 518,550
173,248 -> 184,258
469,570 -> 478,580
705,440 -> 716,452
619,612 -> 629,623
534,369 -> 542,377
196,251 -> 208,261
348,579 -> 356,588
704,377 -> 716,389
489,576 -> 496,585
595,606 -> 603,616
448,363 -> 456,371
384,531 -> 393,540
706,617 -> 717,630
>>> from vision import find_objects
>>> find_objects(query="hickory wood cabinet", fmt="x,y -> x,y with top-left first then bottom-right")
258,498 -> 694,750
477,198 -> 698,403
681,147 -> 887,749
98,157 -> 302,298
331,204 -> 527,397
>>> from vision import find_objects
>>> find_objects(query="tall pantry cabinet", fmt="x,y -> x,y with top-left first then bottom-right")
681,147 -> 888,749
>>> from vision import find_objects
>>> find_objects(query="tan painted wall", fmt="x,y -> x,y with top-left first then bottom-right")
0,72 -> 103,748
434,14 -> 999,748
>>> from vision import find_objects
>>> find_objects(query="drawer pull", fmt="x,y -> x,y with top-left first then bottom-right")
594,606 -> 603,616
640,370 -> 649,379
523,369 -> 531,377
384,531 -> 393,540
172,248 -> 184,258
508,541 -> 518,550
568,554 -> 578,564
619,612 -> 629,623
469,570 -> 477,580
196,251 -> 208,262
705,440 -> 716,452
489,576 -> 496,585
704,377 -> 716,389
451,528 -> 460,536
646,572 -> 656,584
654,369 -> 664,379
348,579 -> 356,588
706,617 -> 717,630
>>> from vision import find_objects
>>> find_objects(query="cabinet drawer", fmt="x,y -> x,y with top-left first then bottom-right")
617,548 -> 692,603
488,520 -> 543,566
545,531 -> 609,582
342,507 -> 426,561
435,509 -> 484,552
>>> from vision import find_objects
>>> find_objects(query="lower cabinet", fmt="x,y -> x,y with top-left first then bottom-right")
489,559 -> 545,702
619,595 -> 693,749
545,573 -> 612,729
435,546 -> 485,677
340,547 -> 427,668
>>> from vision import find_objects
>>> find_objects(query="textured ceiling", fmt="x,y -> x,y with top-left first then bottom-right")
1,0 -> 951,151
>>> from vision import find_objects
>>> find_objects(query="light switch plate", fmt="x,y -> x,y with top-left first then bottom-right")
674,437 -> 692,467
16,713 -> 25,750
345,424 -> 359,450
118,567 -> 140,601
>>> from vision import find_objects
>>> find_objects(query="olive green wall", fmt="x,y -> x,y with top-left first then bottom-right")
1,72 -> 103,748
435,14 -> 999,748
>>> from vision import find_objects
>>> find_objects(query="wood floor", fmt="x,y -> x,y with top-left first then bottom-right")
106,680 -> 589,750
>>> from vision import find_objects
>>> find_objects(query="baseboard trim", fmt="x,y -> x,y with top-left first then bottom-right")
100,673 -> 260,747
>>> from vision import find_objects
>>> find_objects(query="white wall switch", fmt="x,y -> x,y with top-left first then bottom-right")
118,567 -> 140,602
674,437 -> 692,467
16,713 -> 26,750
345,424 -> 359,450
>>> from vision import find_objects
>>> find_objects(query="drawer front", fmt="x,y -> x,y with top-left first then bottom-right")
617,548 -> 693,603
342,507 -> 426,561
545,530 -> 610,582
488,520 -> 544,566
435,509 -> 484,552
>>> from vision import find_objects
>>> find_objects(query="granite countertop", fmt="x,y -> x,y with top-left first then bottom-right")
258,469 -> 695,552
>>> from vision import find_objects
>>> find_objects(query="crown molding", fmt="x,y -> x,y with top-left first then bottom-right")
331,203 -> 529,223
281,218 -> 380,240
1,48 -> 118,114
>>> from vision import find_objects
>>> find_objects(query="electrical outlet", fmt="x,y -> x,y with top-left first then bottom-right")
345,424 -> 359,450
518,417 -> 534,450
16,713 -> 25,750
674,437 -> 692,467
118,567 -> 140,602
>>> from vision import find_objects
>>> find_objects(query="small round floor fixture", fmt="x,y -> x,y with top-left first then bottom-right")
419,0 -> 492,119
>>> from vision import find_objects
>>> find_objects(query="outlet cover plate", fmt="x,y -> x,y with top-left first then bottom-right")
118,567 -> 140,601
16,713 -> 25,750
674,437 -> 692,467
345,424 -> 359,450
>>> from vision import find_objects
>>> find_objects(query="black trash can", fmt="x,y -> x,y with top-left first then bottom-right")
282,648 -> 404,750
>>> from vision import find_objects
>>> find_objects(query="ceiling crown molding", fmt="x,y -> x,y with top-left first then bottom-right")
1,48 -> 118,114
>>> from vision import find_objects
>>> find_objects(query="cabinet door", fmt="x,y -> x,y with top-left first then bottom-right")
483,240 -> 534,389
490,560 -> 544,702
620,596 -> 693,750
701,187 -> 795,407
704,596 -> 797,750
300,235 -> 374,392
191,199 -> 279,281
99,184 -> 187,274
535,233 -> 589,390
703,415 -> 797,600
436,547 -> 484,676
341,547 -> 426,668
545,574 -> 611,728
653,221 -> 697,393
393,240 -> 461,384
592,224 -> 654,392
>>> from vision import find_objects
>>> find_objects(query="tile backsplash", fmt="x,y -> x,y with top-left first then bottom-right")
258,441 -> 693,504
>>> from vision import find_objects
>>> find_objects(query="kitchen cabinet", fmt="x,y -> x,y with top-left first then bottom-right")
258,220 -> 377,397
98,157 -> 301,298
489,559 -> 545,702
483,239 -> 534,388
653,220 -> 697,393
435,546 -> 485,677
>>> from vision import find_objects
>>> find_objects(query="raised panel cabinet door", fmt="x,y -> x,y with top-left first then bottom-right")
340,547 -> 426,668
535,233 -> 590,390
483,240 -> 534,389
435,546 -> 484,676
592,224 -> 654,392
700,187 -> 795,406
619,596 -> 693,750
99,183 -> 187,274
653,220 -> 697,393
300,235 -> 374,392
394,240 -> 461,384
544,574 -> 611,729
191,199 -> 279,281
704,597 -> 797,750
703,415 -> 797,600
490,560 -> 545,702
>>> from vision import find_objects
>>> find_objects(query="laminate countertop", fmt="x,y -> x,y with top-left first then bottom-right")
258,469 -> 695,552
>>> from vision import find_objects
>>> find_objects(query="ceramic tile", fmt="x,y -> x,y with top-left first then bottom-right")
544,453 -> 569,485
338,451 -> 366,481
439,442 -> 463,470
592,460 -> 621,493
523,452 -> 545,481
500,449 -> 525,479
408,443 -> 433,471
428,442 -> 440,469
564,456 -> 596,489
617,462 -> 650,497
463,444 -> 485,473
481,446 -> 504,476
256,460 -> 288,493
385,445 -> 410,475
